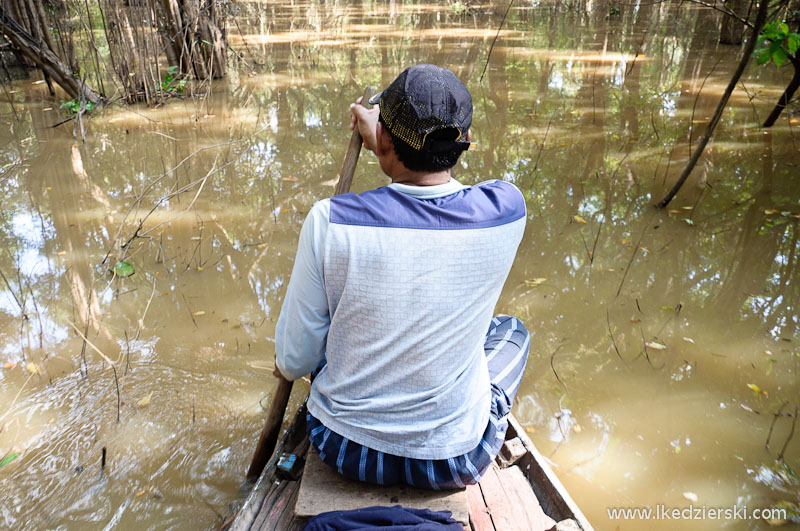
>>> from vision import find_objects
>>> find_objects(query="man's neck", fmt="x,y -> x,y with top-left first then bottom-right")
390,169 -> 451,186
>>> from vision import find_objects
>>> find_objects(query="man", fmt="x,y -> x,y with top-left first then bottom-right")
274,64 -> 529,490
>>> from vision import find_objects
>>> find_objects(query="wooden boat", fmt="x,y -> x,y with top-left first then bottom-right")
226,403 -> 593,531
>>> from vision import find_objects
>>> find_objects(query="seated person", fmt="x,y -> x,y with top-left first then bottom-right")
274,64 -> 529,490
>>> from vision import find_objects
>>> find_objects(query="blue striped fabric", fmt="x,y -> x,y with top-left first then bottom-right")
307,316 -> 529,490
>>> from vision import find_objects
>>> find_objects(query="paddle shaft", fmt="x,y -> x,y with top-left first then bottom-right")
245,86 -> 376,481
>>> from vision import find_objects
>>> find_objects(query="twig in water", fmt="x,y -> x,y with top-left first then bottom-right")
550,344 -> 566,392
101,447 -> 106,477
639,327 -> 654,368
124,330 -> 131,376
615,213 -> 653,298
606,310 -> 625,362
68,321 -> 114,365
480,0 -> 514,84
766,401 -> 789,449
0,267 -> 27,320
112,366 -> 120,423
778,407 -> 798,460
532,110 -> 554,174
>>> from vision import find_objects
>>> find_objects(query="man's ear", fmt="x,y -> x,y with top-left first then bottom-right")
376,122 -> 393,156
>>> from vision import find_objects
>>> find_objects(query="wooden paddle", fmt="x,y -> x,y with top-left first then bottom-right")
246,86 -> 376,481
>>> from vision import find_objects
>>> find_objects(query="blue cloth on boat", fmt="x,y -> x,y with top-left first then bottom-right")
303,505 -> 463,530
307,316 -> 529,490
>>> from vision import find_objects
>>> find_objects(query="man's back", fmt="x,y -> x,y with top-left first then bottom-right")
291,179 -> 525,459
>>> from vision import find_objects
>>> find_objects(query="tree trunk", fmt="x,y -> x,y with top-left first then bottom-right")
157,0 -> 226,79
762,58 -> 800,127
0,7 -> 101,102
720,0 -> 749,44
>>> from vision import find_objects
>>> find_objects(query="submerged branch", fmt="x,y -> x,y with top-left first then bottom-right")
655,0 -> 770,208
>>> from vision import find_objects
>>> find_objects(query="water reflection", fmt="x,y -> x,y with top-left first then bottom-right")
0,0 -> 798,529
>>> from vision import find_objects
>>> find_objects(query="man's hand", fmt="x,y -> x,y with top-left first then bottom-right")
273,363 -> 284,380
349,96 -> 380,154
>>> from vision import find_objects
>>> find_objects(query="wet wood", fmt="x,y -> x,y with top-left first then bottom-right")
334,86 -> 376,195
478,463 -> 556,531
246,377 -> 292,481
295,446 -> 469,526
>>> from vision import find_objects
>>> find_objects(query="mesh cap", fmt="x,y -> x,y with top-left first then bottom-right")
369,64 -> 473,152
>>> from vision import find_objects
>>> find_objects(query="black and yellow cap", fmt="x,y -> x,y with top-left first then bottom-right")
369,64 -> 473,153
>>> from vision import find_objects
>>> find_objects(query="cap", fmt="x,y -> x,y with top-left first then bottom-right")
369,64 -> 473,153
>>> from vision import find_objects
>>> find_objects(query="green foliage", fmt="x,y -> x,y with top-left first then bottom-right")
113,261 -> 135,277
449,1 -> 471,14
0,453 -> 19,468
59,98 -> 95,115
160,66 -> 186,94
756,21 -> 800,67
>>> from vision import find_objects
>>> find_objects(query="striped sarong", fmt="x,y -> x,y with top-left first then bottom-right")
307,315 -> 529,490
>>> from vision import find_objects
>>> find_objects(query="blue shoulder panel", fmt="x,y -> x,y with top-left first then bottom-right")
329,181 -> 525,230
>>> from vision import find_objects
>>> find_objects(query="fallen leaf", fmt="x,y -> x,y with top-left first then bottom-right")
683,218 -> 694,226
48,418 -> 55,424
525,426 -> 535,435
0,453 -> 19,468
282,176 -> 298,182
26,363 -> 39,374
572,424 -> 582,433
202,114 -> 216,119
137,391 -> 153,407
524,278 -> 547,287
56,251 -> 67,256
193,311 -> 205,316
646,342 -> 667,351
765,209 -> 780,215
114,261 -> 135,277
573,215 -> 588,224
32,80 -> 45,85
747,383 -> 761,393
630,319 -> 641,324
668,209 -> 682,214
197,266 -> 204,271
682,337 -> 695,344
3,361 -> 17,370
621,239 -> 631,245
683,492 -> 698,503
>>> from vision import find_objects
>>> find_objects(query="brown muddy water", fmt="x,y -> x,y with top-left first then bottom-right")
1,1 -> 799,529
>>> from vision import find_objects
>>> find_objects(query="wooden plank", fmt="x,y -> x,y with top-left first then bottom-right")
295,447 -> 470,526
506,416 -> 593,530
478,464 -> 556,531
466,484 -> 494,531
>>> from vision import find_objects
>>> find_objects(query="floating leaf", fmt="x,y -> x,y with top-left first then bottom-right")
668,209 -> 682,214
192,311 -> 206,316
572,424 -> 582,433
683,218 -> 694,226
26,363 -> 39,374
3,361 -> 16,370
524,278 -> 547,287
573,215 -> 588,224
747,383 -> 761,393
683,492 -> 698,503
682,337 -> 695,344
646,342 -> 667,351
137,391 -> 153,407
281,176 -> 298,182
0,453 -> 19,468
114,261 -> 135,277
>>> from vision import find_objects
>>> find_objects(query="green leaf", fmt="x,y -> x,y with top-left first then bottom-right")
0,453 -> 19,468
757,48 -> 773,65
114,261 -> 135,277
787,33 -> 800,54
772,45 -> 789,67
778,22 -> 789,34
